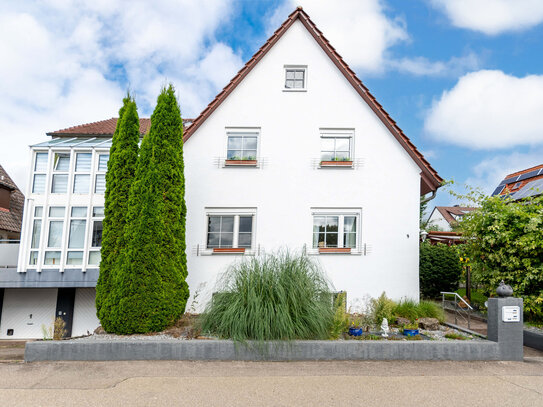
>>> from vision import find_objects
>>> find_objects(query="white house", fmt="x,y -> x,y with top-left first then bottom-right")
0,8 -> 441,339
427,206 -> 477,232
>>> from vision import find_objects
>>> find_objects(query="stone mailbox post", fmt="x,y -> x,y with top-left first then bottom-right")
487,281 -> 524,361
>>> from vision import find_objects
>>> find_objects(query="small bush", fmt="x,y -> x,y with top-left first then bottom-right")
445,332 -> 467,340
200,251 -> 334,341
393,299 -> 445,323
370,292 -> 397,325
329,292 -> 349,339
420,243 -> 462,299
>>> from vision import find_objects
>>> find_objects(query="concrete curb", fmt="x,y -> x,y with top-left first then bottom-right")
524,330 -> 543,352
24,339 -> 502,362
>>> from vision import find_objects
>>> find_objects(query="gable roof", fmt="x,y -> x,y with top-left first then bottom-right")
183,7 -> 442,195
433,206 -> 477,226
0,165 -> 24,234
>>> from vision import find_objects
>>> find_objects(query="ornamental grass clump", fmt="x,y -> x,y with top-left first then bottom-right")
200,251 -> 335,341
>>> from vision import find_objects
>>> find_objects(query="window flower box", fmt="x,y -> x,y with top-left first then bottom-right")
318,247 -> 351,254
212,247 -> 246,254
224,159 -> 258,166
320,160 -> 353,167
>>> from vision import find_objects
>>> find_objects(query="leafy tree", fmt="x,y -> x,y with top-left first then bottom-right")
419,242 -> 462,298
107,85 -> 189,334
458,191 -> 543,322
96,95 -> 140,330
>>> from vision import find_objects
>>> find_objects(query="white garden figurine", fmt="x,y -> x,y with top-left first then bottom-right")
381,318 -> 389,338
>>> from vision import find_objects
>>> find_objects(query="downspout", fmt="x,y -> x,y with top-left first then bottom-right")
421,190 -> 437,205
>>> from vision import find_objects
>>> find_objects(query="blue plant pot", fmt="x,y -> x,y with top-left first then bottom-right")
348,327 -> 363,336
403,329 -> 419,337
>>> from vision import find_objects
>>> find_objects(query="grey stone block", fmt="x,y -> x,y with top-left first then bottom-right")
487,297 -> 524,361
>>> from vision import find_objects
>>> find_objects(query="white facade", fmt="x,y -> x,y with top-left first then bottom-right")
427,208 -> 452,231
183,20 -> 424,310
5,12 -> 439,338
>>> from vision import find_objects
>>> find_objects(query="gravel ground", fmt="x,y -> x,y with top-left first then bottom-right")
72,325 -> 480,342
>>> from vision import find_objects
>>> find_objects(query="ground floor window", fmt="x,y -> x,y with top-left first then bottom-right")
312,210 -> 360,249
206,210 -> 255,250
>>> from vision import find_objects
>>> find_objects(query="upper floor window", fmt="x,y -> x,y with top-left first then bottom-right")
29,206 -> 43,265
32,152 -> 48,194
66,206 -> 87,266
227,131 -> 258,161
206,210 -> 255,252
44,206 -> 65,265
51,152 -> 70,193
73,153 -> 91,194
88,206 -> 104,266
320,130 -> 353,165
95,154 -> 108,193
312,210 -> 359,253
284,66 -> 307,90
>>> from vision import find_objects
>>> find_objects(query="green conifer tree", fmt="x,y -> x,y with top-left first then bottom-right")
108,85 -> 189,334
95,95 -> 140,331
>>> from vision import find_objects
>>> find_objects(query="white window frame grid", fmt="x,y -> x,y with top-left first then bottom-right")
319,129 -> 354,163
73,152 -> 92,194
284,65 -> 307,91
203,208 -> 256,254
224,128 -> 260,164
43,206 -> 66,268
310,208 -> 361,253
32,151 -> 48,194
65,206 -> 88,268
51,151 -> 71,194
88,206 -> 104,267
94,153 -> 109,194
28,206 -> 44,266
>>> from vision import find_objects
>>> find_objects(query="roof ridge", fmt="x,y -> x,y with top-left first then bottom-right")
182,7 -> 442,193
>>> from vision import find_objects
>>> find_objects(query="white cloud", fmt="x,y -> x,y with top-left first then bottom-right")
430,0 -> 543,35
465,150 -> 543,195
424,70 -> 543,149
0,0 -> 242,191
390,52 -> 481,77
269,0 -> 408,73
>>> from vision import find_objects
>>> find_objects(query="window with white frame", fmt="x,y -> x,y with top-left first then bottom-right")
29,206 -> 43,265
94,154 -> 108,193
66,207 -> 87,266
32,152 -> 48,194
320,131 -> 353,162
73,153 -> 91,194
88,206 -> 104,266
312,211 -> 359,249
206,212 -> 254,250
51,152 -> 70,193
284,66 -> 306,90
226,131 -> 258,161
44,206 -> 65,265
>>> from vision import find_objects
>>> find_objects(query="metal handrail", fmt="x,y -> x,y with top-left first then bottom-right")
441,291 -> 473,329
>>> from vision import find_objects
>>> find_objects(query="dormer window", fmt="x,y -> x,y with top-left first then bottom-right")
284,66 -> 306,90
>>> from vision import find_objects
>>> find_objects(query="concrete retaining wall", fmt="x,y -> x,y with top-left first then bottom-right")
24,339 -> 502,362
524,330 -> 543,352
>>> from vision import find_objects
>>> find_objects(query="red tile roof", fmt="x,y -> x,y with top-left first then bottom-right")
48,118 -> 194,137
0,165 -> 24,234
182,7 -> 442,194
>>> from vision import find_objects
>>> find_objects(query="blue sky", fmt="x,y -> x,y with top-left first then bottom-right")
1,0 -> 543,214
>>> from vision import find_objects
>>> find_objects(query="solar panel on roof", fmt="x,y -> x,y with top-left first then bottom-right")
491,185 -> 505,196
517,169 -> 540,182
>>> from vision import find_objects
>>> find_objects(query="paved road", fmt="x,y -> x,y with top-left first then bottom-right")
1,358 -> 543,406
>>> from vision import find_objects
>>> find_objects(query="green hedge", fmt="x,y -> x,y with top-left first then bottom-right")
419,243 -> 462,299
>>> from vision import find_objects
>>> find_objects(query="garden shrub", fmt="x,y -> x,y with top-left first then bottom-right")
200,251 -> 334,341
419,242 -> 462,299
391,299 -> 445,323
458,192 -> 543,323
329,292 -> 349,339
370,292 -> 397,325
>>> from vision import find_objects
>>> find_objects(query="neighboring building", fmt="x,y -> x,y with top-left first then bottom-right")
0,165 -> 24,241
0,8 -> 442,339
491,164 -> 543,200
427,206 -> 477,232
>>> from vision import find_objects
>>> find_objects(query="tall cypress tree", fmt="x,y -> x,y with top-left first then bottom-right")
108,85 -> 189,334
96,95 -> 140,331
